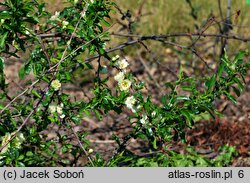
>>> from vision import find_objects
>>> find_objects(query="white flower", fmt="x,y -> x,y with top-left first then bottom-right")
118,79 -> 131,91
49,105 -> 57,113
25,31 -> 29,35
12,132 -> 25,149
0,133 -> 11,154
114,72 -> 125,82
125,96 -> 136,112
151,111 -> 156,117
56,106 -> 63,114
112,55 -> 120,61
88,148 -> 93,153
59,114 -> 66,119
50,11 -> 60,21
16,133 -> 25,143
62,20 -> 69,29
0,131 -> 26,154
140,114 -> 148,124
102,42 -> 106,49
148,128 -> 153,135
117,59 -> 129,70
57,105 -> 65,118
49,104 -> 65,118
51,79 -> 61,91
136,105 -> 142,110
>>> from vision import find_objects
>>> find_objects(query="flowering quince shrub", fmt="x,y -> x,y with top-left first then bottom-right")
0,0 -> 249,167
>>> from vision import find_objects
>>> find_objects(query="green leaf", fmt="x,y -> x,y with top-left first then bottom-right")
0,11 -> 12,19
196,157 -> 209,167
180,109 -> 194,127
0,104 -> 4,109
170,96 -> 190,104
152,138 -> 158,149
94,109 -> 103,120
25,15 -> 39,24
217,61 -> 225,78
231,86 -> 241,97
205,74 -> 216,92
165,82 -> 175,90
0,160 -> 6,166
201,105 -> 216,119
178,65 -> 184,81
224,91 -> 237,104
17,154 -> 25,160
19,61 -> 32,80
31,89 -> 41,98
0,32 -> 8,49
99,47 -> 106,55
71,116 -> 80,123
0,57 -> 4,73
112,134 -> 121,146
26,151 -> 33,157
0,57 -> 5,89
182,85 -> 193,92
84,63 -> 93,69
101,19 -> 111,27
233,51 -> 245,66
232,77 -> 244,93
18,67 -> 26,80
42,76 -> 50,83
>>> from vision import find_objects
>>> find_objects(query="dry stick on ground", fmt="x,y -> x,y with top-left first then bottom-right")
88,139 -> 116,144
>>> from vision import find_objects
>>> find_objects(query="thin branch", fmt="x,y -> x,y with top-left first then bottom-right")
70,124 -> 94,167
110,32 -> 250,42
0,79 -> 39,115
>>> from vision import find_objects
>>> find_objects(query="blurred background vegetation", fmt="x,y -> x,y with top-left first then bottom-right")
42,0 -> 250,51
